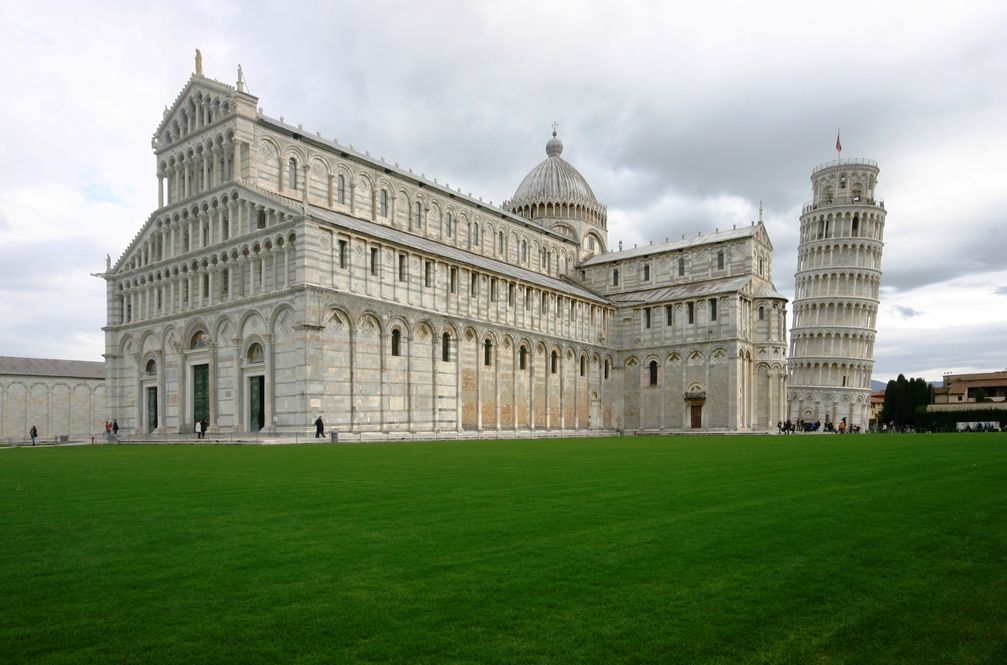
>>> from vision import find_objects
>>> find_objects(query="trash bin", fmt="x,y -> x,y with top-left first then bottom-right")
329,432 -> 339,443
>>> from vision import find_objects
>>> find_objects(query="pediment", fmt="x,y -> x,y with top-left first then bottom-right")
754,222 -> 774,250
153,75 -> 254,151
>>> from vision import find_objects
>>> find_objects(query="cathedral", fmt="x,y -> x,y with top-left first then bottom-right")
102,61 -> 789,439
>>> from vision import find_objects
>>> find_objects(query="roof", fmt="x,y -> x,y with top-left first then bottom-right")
580,224 -> 764,267
0,356 -> 105,380
606,276 -> 752,305
307,205 -> 612,305
510,133 -> 599,207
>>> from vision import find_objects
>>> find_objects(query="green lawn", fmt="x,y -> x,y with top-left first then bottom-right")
2,435 -> 1005,664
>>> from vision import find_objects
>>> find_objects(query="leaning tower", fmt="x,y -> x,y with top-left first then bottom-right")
787,158 -> 886,428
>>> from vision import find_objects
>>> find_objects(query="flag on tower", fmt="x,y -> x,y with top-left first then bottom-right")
836,130 -> 842,155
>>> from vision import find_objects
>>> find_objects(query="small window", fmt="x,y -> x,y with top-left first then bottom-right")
643,263 -> 650,281
758,306 -> 765,320
424,261 -> 432,287
717,250 -> 724,270
709,298 -> 717,321
472,224 -> 480,246
246,343 -> 264,363
521,239 -> 528,263
336,174 -> 346,204
687,302 -> 695,324
288,158 -> 298,190
449,267 -> 457,293
580,356 -> 586,377
414,201 -> 422,228
519,346 -> 528,370
470,273 -> 479,298
338,239 -> 348,269
446,213 -> 453,238
490,278 -> 497,302
442,333 -> 451,362
508,283 -> 515,306
551,350 -> 558,374
588,236 -> 596,251
398,254 -> 407,282
391,329 -> 401,357
484,339 -> 493,366
678,256 -> 685,276
644,308 -> 652,329
666,305 -> 673,326
852,216 -> 860,237
649,360 -> 658,386
379,190 -> 389,217
498,231 -> 505,254
613,268 -> 620,286
370,247 -> 379,276
257,210 -> 266,229
604,359 -> 610,380
840,176 -> 847,189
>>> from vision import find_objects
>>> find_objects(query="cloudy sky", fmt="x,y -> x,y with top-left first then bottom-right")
1,0 -> 1005,382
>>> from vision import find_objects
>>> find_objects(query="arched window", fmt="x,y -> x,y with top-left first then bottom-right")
498,231 -> 505,254
580,356 -> 586,377
521,239 -> 528,263
678,256 -> 685,276
551,350 -> 558,374
649,360 -> 658,386
391,328 -> 402,357
484,339 -> 493,366
190,331 -> 207,349
840,176 -> 847,189
247,343 -> 264,363
472,224 -> 480,246
588,236 -> 596,251
414,201 -> 422,228
288,158 -> 298,191
336,174 -> 346,204
717,250 -> 724,270
145,359 -> 157,375
758,306 -> 765,320
604,359 -> 610,380
851,215 -> 860,237
519,346 -> 527,370
379,189 -> 389,217
446,213 -> 453,238
442,332 -> 451,362
612,269 -> 619,286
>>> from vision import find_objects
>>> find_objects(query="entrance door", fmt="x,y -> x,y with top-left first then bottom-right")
192,364 -> 209,429
690,403 -> 702,429
249,376 -> 265,431
146,386 -> 158,433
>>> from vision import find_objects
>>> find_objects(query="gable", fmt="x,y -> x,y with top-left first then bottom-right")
153,76 -> 251,152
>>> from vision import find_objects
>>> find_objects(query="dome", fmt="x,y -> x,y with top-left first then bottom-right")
510,131 -> 600,206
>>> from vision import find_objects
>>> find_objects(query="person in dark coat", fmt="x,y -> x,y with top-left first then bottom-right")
315,416 -> 324,438
112,419 -> 119,435
30,425 -> 38,446
199,419 -> 208,439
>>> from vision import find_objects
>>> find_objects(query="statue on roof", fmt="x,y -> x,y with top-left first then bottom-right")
195,48 -> 203,76
236,64 -> 246,92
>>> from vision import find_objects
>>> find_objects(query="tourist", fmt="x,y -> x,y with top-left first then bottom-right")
112,419 -> 119,435
315,416 -> 325,438
30,425 -> 38,446
200,419 -> 208,439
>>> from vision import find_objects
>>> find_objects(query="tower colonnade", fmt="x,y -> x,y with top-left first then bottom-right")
787,158 -> 886,427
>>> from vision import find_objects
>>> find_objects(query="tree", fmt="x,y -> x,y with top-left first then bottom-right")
879,374 -> 933,427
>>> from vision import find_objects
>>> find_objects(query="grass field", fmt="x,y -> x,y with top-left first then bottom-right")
2,434 -> 1006,664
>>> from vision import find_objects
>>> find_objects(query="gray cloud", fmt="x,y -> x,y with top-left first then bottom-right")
890,305 -> 923,319
1,0 -> 1006,379
994,286 -> 1007,296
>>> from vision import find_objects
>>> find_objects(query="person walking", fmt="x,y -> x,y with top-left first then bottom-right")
314,416 -> 325,438
199,419 -> 208,439
112,419 -> 119,436
30,425 -> 38,446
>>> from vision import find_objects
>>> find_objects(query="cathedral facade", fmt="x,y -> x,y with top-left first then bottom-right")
102,66 -> 788,439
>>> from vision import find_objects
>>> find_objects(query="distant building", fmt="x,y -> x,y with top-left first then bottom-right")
0,356 -> 106,441
932,370 -> 1007,404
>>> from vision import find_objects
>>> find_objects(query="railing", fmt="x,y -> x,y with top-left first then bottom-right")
812,157 -> 878,172
802,198 -> 884,213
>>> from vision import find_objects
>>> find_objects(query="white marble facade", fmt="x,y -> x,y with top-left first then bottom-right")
102,67 -> 789,438
787,159 -> 886,427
